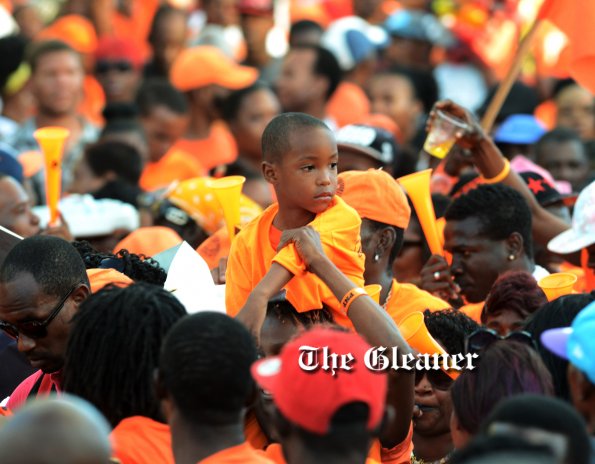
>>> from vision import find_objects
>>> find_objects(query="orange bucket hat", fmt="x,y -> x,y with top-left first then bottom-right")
338,169 -> 411,229
36,14 -> 98,54
170,46 -> 258,92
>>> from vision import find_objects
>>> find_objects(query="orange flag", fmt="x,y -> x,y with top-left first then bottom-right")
538,0 -> 595,94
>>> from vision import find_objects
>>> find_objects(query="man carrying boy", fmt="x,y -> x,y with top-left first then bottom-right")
225,113 -> 365,334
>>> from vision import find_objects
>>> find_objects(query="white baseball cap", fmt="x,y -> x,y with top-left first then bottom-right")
548,180 -> 595,254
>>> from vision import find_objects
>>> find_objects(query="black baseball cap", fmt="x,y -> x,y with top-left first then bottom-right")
336,124 -> 397,166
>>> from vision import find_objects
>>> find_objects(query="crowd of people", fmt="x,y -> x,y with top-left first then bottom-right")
0,0 -> 594,463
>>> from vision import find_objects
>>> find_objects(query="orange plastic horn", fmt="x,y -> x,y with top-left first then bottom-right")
33,127 -> 70,226
364,284 -> 382,304
398,169 -> 443,256
399,311 -> 459,380
538,272 -> 578,302
209,176 -> 246,240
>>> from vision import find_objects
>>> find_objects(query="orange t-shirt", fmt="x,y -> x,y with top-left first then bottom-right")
245,410 -> 269,451
140,148 -> 205,191
111,416 -> 173,464
197,227 -> 231,271
386,279 -> 450,325
380,423 -> 414,463
198,442 -> 274,463
79,75 -> 106,126
225,196 -> 365,327
326,81 -> 370,129
460,301 -> 484,324
175,121 -> 238,172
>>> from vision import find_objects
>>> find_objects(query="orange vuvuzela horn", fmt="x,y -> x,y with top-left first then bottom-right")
209,176 -> 246,240
33,127 -> 70,226
399,311 -> 459,380
397,169 -> 443,256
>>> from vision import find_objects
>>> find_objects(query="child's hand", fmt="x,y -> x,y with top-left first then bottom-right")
278,226 -> 326,272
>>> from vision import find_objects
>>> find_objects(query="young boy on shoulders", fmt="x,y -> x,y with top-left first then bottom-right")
225,113 -> 365,334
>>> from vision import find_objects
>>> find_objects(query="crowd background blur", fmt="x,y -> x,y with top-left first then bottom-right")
0,0 -> 595,463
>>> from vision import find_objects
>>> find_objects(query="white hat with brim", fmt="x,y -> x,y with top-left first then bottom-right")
548,228 -> 595,254
547,180 -> 595,255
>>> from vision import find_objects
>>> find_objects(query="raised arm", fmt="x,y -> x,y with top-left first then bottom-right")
236,263 -> 293,343
278,226 -> 415,448
431,100 -> 578,265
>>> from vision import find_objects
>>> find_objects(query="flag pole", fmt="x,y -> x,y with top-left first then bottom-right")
480,19 -> 543,132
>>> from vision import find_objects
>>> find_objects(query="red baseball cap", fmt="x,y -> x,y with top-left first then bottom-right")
251,327 -> 387,435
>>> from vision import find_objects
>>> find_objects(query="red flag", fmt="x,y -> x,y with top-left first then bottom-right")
538,0 -> 595,94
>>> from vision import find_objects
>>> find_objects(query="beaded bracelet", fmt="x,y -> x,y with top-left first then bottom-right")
481,158 -> 511,184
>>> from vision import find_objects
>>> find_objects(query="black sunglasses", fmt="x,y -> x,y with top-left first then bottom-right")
464,328 -> 536,355
415,368 -> 454,391
0,282 -> 81,340
95,60 -> 134,74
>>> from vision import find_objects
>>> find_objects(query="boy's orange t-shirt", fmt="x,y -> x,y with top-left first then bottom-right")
225,196 -> 365,327
386,279 -> 450,325
111,416 -> 173,464
198,442 -> 274,463
140,148 -> 206,191
174,121 -> 238,172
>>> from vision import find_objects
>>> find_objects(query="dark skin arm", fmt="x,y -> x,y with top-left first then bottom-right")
427,100 -> 579,266
278,226 -> 415,448
236,262 -> 293,345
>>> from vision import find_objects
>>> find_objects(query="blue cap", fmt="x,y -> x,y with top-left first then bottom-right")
542,301 -> 595,384
493,114 -> 546,145
384,10 -> 454,47
322,17 -> 387,71
0,146 -> 23,183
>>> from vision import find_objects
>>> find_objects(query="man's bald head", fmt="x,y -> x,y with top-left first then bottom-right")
0,395 -> 112,464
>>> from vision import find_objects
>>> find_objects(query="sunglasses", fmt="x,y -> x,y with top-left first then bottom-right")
0,282 -> 81,340
464,328 -> 536,355
95,60 -> 134,74
415,368 -> 454,391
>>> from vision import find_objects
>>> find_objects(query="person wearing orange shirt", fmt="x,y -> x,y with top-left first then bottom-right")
157,312 -> 274,464
137,79 -> 204,191
339,169 -> 449,325
169,46 -> 258,172
322,17 -> 384,128
225,113 -> 365,333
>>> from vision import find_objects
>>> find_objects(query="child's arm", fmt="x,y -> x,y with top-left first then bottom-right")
278,226 -> 414,448
236,263 -> 293,343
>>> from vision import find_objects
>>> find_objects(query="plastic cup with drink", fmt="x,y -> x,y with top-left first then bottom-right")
423,110 -> 470,159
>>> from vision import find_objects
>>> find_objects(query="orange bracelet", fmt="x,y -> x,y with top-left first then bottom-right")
481,158 -> 511,184
340,287 -> 367,314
